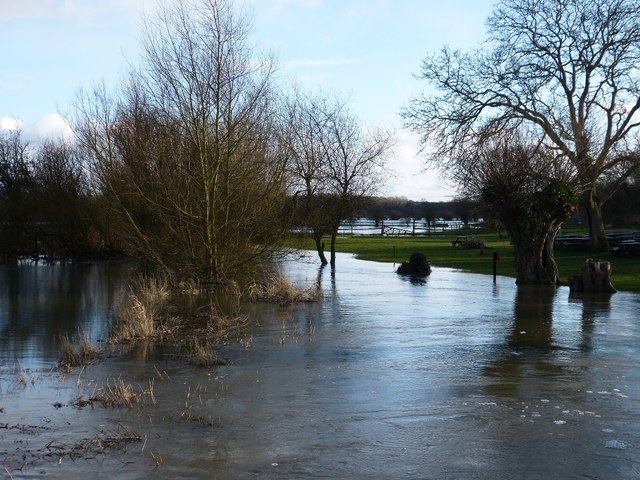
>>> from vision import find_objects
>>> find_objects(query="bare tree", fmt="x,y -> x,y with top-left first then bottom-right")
74,0 -> 289,281
0,129 -> 33,260
33,139 -> 90,258
320,100 -> 393,266
280,90 -> 333,265
282,90 -> 393,266
403,0 -> 640,252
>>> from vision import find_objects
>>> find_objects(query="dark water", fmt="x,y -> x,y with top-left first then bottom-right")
1,253 -> 640,479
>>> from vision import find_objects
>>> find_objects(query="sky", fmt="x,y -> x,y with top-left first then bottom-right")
0,0 -> 496,201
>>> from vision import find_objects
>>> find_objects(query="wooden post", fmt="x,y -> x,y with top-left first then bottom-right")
493,251 -> 499,283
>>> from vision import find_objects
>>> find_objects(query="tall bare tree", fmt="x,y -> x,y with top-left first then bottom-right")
74,0 -> 289,281
282,91 -> 392,266
403,0 -> 640,252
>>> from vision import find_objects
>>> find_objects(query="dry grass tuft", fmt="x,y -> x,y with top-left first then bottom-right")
247,274 -> 322,305
187,339 -> 227,367
58,332 -> 100,371
9,366 -> 32,390
110,274 -> 171,344
74,377 -> 156,409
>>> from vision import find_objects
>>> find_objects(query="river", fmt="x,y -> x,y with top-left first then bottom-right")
1,252 -> 639,479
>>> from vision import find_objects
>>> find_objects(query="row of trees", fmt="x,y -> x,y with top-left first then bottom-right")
0,130 -> 93,261
404,0 -> 640,285
1,0 -> 391,280
361,197 -> 482,227
5,0 -> 640,287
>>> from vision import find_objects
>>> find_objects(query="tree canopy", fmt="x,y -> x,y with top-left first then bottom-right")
403,0 -> 640,252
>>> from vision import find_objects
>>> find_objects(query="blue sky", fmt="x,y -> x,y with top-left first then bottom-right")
0,0 -> 495,201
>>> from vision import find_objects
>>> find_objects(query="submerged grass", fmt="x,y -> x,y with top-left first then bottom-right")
74,377 -> 156,409
187,339 -> 227,367
110,274 -> 171,344
287,230 -> 640,293
247,274 -> 323,305
58,332 -> 100,371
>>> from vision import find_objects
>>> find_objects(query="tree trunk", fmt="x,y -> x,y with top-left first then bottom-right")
514,228 -> 561,285
330,231 -> 337,267
581,187 -> 609,253
313,231 -> 328,265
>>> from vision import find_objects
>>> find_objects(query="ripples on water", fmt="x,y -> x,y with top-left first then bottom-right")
1,252 -> 640,479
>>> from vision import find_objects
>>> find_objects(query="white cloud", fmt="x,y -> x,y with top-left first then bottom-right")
382,130 -> 457,201
29,114 -> 74,141
0,114 -> 73,143
0,116 -> 21,131
0,0 -> 52,20
0,0 -> 154,22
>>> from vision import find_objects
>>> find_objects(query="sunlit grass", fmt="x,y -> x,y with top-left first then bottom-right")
286,230 -> 640,293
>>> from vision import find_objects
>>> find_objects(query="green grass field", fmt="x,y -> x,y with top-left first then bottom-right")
286,230 -> 640,293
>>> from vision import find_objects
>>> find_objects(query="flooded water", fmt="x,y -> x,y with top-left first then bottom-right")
1,253 -> 640,479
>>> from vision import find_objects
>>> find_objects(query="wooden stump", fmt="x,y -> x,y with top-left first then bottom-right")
568,258 -> 616,294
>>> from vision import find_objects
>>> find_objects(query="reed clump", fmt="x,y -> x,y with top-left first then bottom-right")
187,339 -> 226,367
58,332 -> 100,371
74,377 -> 156,409
247,274 -> 322,305
110,274 -> 171,344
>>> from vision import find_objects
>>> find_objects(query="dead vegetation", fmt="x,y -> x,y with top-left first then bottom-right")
46,424 -> 143,457
57,332 -> 100,371
109,274 -> 171,344
188,339 -> 227,367
9,366 -> 31,390
73,377 -> 156,409
102,271 -> 320,364
181,384 -> 217,427
247,274 -> 323,305
1,424 -> 143,474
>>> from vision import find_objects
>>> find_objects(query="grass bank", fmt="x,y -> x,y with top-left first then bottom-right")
286,230 -> 640,293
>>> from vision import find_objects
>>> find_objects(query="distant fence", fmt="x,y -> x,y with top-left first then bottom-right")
555,230 -> 640,256
336,218 -> 483,236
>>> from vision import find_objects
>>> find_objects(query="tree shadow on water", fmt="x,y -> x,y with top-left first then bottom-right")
483,286 -> 565,397
482,285 -> 613,397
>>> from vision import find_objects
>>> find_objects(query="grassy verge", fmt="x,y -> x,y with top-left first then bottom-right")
285,230 -> 640,293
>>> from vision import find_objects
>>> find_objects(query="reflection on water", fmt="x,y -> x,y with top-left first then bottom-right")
0,261 -> 131,367
1,253 -> 640,479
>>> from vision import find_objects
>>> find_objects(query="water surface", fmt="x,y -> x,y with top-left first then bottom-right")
1,253 -> 639,479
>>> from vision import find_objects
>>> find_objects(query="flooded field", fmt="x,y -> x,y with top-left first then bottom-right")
1,253 -> 640,479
